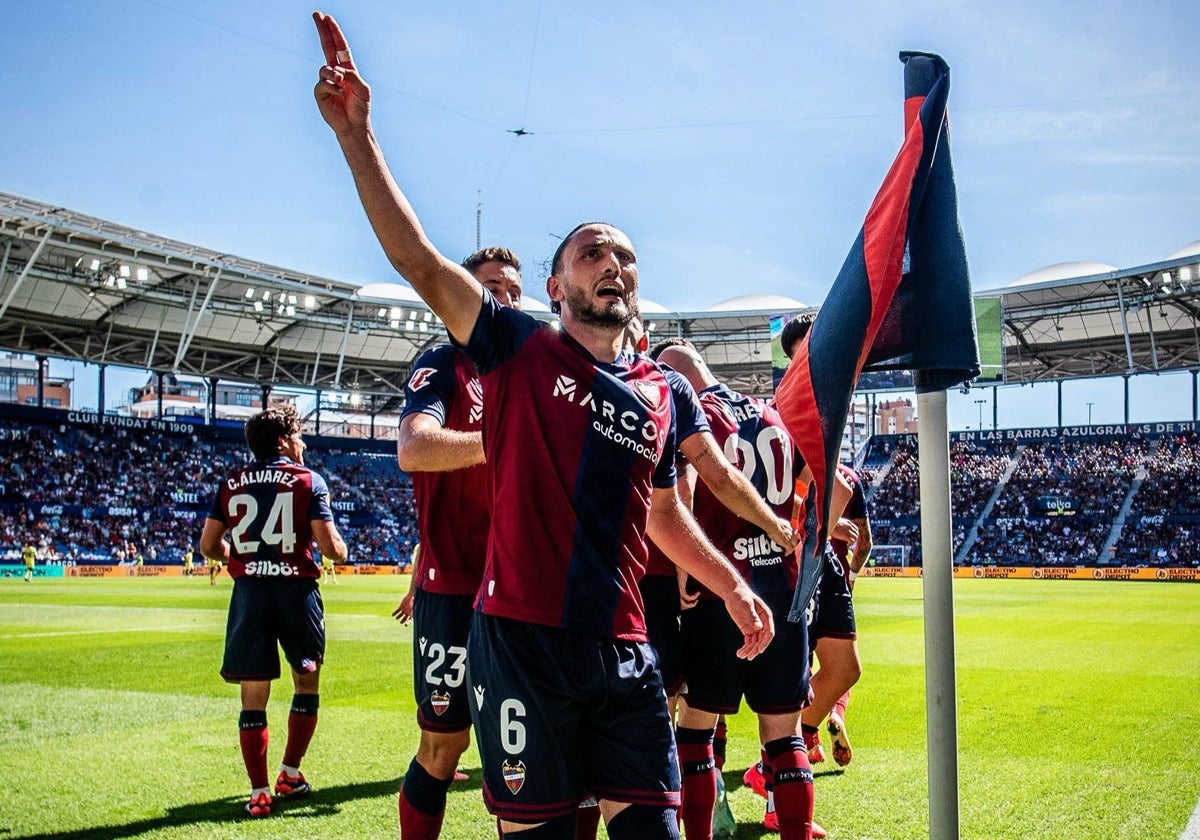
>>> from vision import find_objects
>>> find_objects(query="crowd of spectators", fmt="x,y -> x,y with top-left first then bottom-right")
0,418 -> 418,567
1115,432 -> 1200,567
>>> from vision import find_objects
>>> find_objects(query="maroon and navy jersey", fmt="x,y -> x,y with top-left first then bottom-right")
459,294 -> 677,641
401,344 -> 490,595
207,457 -> 334,580
645,369 -> 710,578
830,465 -> 867,563
691,384 -> 801,596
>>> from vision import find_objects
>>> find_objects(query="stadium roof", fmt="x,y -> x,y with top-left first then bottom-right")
1,190 -> 1198,405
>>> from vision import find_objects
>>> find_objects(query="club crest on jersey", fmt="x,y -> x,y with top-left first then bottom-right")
430,691 -> 451,716
408,367 -> 437,390
502,760 -> 526,795
634,381 -> 660,409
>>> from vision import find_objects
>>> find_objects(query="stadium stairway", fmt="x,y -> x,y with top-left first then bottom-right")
1099,439 -> 1156,563
954,444 -> 1026,565
862,446 -> 903,503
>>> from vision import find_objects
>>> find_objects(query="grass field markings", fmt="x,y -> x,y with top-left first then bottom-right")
1182,795 -> 1200,840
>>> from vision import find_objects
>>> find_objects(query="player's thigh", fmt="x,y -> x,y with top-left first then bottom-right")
467,614 -> 584,822
679,598 -> 746,715
582,639 -> 680,809
221,578 -> 281,681
275,579 -> 325,676
412,589 -> 474,732
810,556 -> 857,647
745,590 -> 811,715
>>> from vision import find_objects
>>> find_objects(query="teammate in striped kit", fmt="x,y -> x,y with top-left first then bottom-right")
200,404 -> 348,818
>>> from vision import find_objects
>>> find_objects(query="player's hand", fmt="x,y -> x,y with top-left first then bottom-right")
832,518 -> 859,544
392,590 -> 415,624
768,517 -> 799,553
313,12 -> 371,136
722,582 -> 774,660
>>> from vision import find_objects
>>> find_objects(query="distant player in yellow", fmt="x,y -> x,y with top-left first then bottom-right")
208,554 -> 222,585
183,548 -> 195,576
22,543 -> 36,582
321,554 -> 338,585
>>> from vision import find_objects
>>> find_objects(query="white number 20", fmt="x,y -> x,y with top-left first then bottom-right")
723,426 -> 793,505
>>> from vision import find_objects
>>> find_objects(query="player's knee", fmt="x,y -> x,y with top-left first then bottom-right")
416,729 -> 470,776
499,812 -> 577,838
605,803 -> 680,840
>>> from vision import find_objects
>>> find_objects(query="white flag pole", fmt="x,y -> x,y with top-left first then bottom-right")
916,388 -> 960,839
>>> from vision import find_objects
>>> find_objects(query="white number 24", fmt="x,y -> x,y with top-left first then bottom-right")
228,492 -> 297,554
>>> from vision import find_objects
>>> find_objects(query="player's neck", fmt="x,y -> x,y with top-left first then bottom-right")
561,316 -> 624,364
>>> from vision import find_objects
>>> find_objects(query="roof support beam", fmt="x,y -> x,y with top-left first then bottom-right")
0,228 -> 52,323
334,303 -> 354,389
174,269 -> 222,371
1114,280 -> 1135,374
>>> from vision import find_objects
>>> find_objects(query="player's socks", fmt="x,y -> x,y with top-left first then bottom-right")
399,758 -> 451,839
575,802 -> 602,840
238,710 -> 270,790
800,723 -> 825,763
281,694 -> 319,769
833,690 -> 850,721
765,736 -> 815,840
713,719 -> 728,772
676,726 -> 716,840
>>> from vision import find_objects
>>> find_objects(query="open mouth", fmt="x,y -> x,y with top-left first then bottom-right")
596,283 -> 624,301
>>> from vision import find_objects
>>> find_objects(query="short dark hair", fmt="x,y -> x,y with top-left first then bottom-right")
462,246 -> 521,275
245,404 -> 302,461
648,336 -> 696,362
780,313 -> 815,360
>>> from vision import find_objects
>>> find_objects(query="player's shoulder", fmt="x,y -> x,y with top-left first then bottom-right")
410,343 -> 461,371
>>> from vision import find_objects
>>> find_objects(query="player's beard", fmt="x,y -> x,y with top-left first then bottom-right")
564,283 -> 635,328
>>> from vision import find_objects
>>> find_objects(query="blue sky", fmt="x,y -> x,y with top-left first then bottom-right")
3,0 -> 1199,428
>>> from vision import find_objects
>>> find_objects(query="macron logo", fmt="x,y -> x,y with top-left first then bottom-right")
419,637 -> 428,655
553,375 -> 576,399
474,685 -> 486,710
469,405 -> 483,424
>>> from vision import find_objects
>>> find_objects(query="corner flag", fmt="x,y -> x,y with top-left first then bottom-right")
775,51 -> 980,619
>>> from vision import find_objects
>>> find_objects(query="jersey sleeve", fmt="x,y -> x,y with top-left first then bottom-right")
454,291 -> 542,376
664,369 -> 710,443
207,484 -> 227,523
400,345 -> 460,425
308,472 -> 335,522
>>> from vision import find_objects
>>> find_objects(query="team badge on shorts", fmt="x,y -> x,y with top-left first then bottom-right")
502,760 -> 526,795
430,690 -> 451,716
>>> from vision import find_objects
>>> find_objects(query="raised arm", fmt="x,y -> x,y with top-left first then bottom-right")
397,413 -> 486,473
312,12 -> 483,344
647,485 -> 774,659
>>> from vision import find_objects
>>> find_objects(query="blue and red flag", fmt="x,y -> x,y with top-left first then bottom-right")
775,52 -> 980,619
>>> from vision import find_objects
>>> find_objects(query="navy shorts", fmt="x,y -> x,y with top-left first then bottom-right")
639,574 -> 684,696
221,577 -> 324,682
412,588 -> 475,733
809,550 -> 856,645
680,590 -> 810,716
467,612 -> 680,822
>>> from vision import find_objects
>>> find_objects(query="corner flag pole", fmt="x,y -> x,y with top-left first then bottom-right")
917,388 -> 960,839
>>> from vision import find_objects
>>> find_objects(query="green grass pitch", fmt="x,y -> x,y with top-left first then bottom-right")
1,576 -> 1197,839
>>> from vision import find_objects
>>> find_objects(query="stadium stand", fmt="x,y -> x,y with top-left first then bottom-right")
0,408 -> 417,566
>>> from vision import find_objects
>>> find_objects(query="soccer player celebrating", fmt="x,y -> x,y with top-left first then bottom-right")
312,15 -> 772,838
801,464 -> 872,767
390,246 -> 522,840
651,340 -> 850,840
200,404 -> 348,818
780,315 -> 872,769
